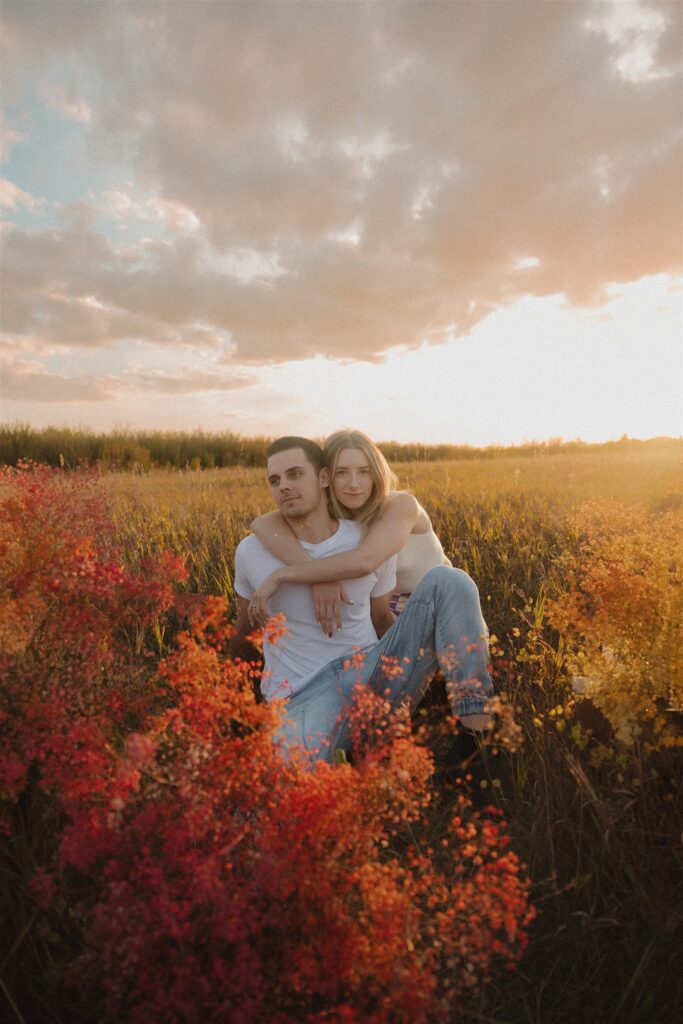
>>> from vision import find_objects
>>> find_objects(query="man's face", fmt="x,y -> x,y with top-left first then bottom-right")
266,448 -> 329,520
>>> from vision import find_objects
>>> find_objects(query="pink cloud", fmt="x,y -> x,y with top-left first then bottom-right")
1,0 -> 681,368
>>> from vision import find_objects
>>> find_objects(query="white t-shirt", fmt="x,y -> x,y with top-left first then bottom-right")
234,520 -> 396,702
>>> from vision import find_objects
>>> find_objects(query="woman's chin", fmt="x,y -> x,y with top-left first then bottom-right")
340,497 -> 366,509
339,497 -> 367,514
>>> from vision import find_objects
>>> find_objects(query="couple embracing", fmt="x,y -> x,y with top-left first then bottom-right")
229,430 -> 492,763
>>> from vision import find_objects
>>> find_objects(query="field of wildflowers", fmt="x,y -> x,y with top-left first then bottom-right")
1,442 -> 682,1023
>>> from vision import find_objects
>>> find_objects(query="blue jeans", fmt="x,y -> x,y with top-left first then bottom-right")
275,566 -> 492,764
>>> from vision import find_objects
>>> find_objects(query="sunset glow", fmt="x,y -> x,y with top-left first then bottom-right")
1,0 -> 681,443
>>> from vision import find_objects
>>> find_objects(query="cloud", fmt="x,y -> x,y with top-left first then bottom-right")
100,187 -> 199,231
0,178 -> 44,213
1,358 -> 118,402
125,369 -> 255,394
1,212 -> 233,351
584,0 -> 672,83
0,0 -> 112,86
0,353 -> 255,403
46,87 -> 93,124
1,0 -> 681,367
0,113 -> 26,162
1,213 -> 463,361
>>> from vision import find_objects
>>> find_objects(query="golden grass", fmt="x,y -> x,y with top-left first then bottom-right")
98,445 -> 682,1024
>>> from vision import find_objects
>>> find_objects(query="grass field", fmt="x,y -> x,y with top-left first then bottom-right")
2,443 -> 682,1023
104,445 -> 683,1023
106,444 -> 681,634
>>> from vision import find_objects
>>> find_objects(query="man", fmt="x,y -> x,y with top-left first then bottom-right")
230,436 -> 492,762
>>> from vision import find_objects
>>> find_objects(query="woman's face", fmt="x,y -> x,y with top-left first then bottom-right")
331,447 -> 374,512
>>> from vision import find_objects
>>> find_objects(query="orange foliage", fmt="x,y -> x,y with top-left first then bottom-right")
548,501 -> 683,746
1,464 -> 534,1022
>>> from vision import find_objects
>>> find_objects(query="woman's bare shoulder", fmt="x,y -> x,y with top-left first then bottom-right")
385,491 -> 429,532
387,489 -> 418,506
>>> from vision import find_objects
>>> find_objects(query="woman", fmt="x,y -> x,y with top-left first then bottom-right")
248,429 -> 452,635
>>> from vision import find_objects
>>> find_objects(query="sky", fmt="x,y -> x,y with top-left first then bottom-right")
1,0 -> 681,446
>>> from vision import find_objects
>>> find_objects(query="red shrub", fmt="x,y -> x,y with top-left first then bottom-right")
0,462 -> 186,823
1,464 -> 534,1023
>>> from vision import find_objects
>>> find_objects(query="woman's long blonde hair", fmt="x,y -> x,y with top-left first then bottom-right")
323,430 -> 398,532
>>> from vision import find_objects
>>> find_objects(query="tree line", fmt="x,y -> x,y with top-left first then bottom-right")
1,423 -> 678,470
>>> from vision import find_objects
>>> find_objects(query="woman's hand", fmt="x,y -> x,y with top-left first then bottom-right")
248,572 -> 283,627
312,582 -> 353,637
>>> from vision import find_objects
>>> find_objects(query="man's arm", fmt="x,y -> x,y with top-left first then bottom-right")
228,596 -> 254,660
370,592 -> 395,638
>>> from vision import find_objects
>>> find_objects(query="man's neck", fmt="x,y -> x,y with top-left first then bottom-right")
286,506 -> 339,544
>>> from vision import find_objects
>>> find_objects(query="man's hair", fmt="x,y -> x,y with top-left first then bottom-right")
266,436 -> 324,473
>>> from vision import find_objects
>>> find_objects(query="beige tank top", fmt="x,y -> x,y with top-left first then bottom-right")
395,524 -> 451,594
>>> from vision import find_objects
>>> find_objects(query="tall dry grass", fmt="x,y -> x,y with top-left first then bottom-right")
100,445 -> 682,1024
